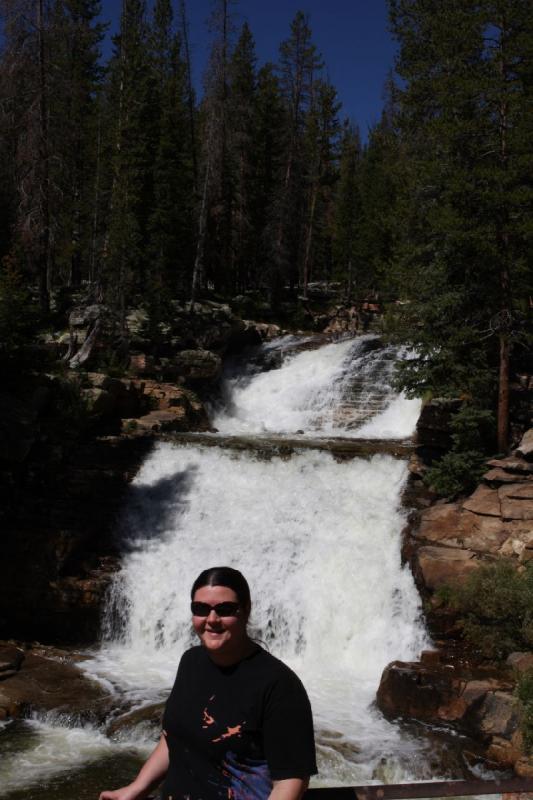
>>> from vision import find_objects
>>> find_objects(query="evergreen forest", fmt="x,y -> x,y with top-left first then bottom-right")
0,0 -> 532,479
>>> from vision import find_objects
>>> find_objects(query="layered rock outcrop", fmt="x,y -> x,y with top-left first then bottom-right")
378,428 -> 533,774
408,436 -> 533,593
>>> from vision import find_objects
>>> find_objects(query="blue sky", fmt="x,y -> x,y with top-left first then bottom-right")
101,0 -> 397,137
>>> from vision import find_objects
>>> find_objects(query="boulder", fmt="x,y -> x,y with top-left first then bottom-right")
517,429 -> 533,460
376,661 -> 453,720
515,757 -> 533,777
486,731 -> 524,767
106,701 -> 165,738
506,652 -> 533,674
0,645 -> 112,720
415,546 -> 479,590
474,691 -> 521,739
484,468 -> 532,484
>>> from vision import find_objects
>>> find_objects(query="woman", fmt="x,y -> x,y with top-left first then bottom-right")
99,566 -> 317,800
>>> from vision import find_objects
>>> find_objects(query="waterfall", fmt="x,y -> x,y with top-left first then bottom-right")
213,334 -> 420,438
4,336 -> 441,796
85,336 -> 428,785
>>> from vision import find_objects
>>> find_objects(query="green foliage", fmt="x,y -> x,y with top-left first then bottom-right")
0,257 -> 39,350
516,670 -> 533,753
425,405 -> 495,496
387,0 -> 533,451
445,561 -> 533,660
425,450 -> 486,498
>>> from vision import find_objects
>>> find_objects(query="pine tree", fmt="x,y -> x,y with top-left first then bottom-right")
227,22 -> 256,293
301,79 -> 340,296
103,0 -> 154,316
191,0 -> 235,302
274,11 -> 323,299
389,0 -> 533,452
252,63 -> 285,291
147,0 -> 194,309
333,121 -> 362,297
47,0 -> 105,289
0,0 -> 53,312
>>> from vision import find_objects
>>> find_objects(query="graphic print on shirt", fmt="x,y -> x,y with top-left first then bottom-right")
201,694 -> 246,744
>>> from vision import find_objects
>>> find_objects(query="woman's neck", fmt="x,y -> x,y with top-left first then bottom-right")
207,637 -> 257,668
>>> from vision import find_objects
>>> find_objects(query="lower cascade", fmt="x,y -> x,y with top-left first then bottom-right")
3,336 -> 464,797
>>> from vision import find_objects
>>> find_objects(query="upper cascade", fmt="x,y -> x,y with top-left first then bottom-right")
212,335 -> 421,439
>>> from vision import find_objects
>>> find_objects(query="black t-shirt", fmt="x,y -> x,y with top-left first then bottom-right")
161,645 -> 317,800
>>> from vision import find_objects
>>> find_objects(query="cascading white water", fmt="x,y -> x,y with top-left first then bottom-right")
87,443 -> 430,785
213,335 -> 421,438
80,337 -> 429,785
2,337 -> 436,797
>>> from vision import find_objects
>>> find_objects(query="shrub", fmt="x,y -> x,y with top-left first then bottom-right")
425,405 -> 495,497
445,561 -> 533,659
516,670 -> 533,753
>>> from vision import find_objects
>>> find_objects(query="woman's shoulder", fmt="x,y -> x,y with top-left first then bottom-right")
248,647 -> 306,688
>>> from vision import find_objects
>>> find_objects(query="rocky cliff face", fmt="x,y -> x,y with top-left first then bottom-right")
378,427 -> 533,775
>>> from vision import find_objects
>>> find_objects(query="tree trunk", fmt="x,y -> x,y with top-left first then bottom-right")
37,0 -> 50,314
302,183 -> 318,300
497,330 -> 510,452
190,156 -> 211,309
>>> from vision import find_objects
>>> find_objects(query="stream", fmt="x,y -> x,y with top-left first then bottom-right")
0,335 -> 480,798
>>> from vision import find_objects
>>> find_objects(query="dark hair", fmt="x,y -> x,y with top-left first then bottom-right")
191,566 -> 251,613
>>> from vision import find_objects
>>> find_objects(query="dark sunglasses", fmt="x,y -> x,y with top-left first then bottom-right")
191,601 -> 240,617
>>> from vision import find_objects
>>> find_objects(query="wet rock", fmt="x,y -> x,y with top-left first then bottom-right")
0,645 -> 112,720
0,647 -> 25,675
376,660 -> 453,720
106,702 -> 165,737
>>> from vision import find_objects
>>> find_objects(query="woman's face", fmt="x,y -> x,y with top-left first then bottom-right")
192,584 -> 249,662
